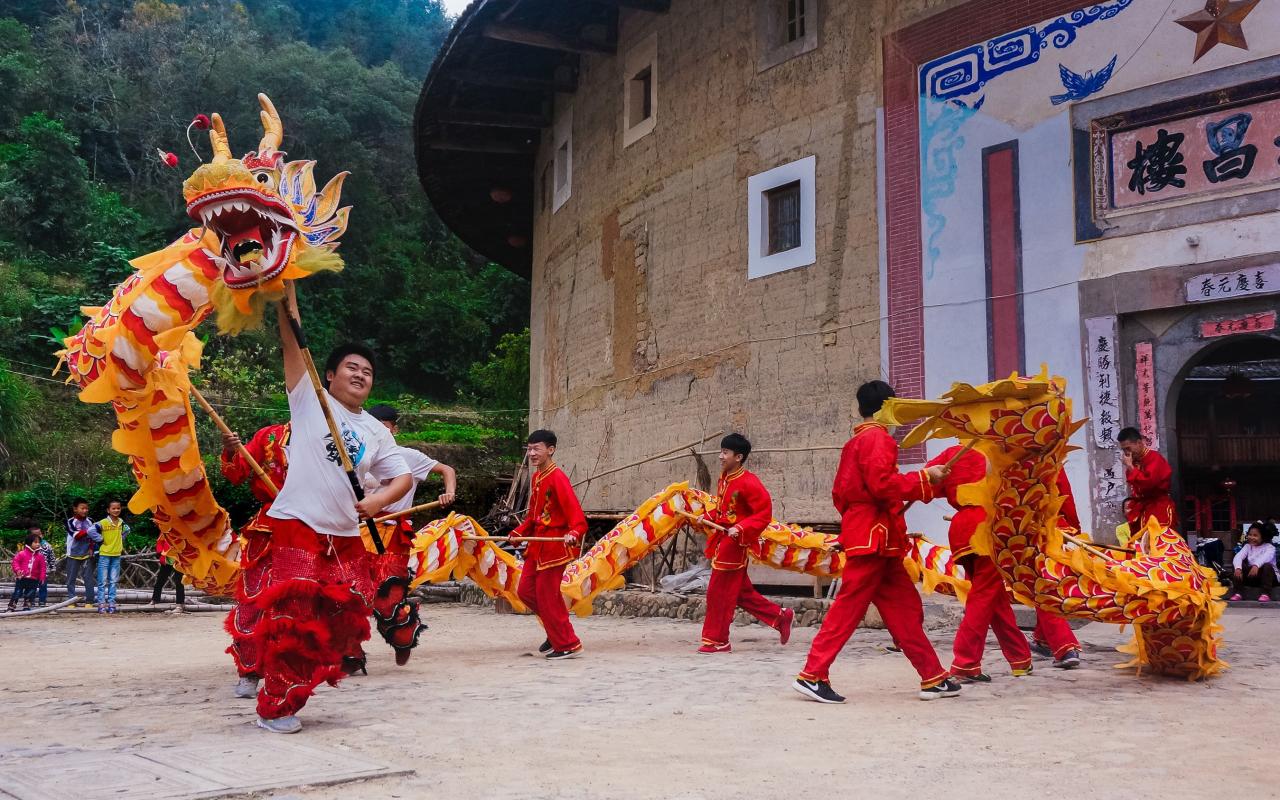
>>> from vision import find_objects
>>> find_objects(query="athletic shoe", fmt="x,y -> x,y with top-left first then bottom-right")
97,604 -> 107,614
882,643 -> 902,654
538,639 -> 553,654
957,672 -> 992,683
234,677 -> 260,699
1029,638 -> 1053,658
1012,664 -> 1034,677
1229,593 -> 1243,601
792,678 -> 846,704
107,603 -> 117,614
697,642 -> 732,654
256,715 -> 302,734
919,678 -> 962,700
545,647 -> 582,660
1053,649 -> 1082,669
341,656 -> 368,676
777,608 -> 795,646
1260,595 -> 1271,603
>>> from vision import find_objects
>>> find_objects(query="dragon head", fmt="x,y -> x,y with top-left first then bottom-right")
182,93 -> 350,332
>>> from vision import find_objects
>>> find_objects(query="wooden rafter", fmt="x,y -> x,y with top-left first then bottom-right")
450,67 -> 577,94
591,0 -> 671,11
432,107 -> 550,129
483,22 -> 615,55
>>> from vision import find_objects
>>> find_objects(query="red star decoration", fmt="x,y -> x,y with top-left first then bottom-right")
1175,0 -> 1263,62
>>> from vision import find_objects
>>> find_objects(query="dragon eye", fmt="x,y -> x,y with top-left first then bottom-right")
253,170 -> 276,189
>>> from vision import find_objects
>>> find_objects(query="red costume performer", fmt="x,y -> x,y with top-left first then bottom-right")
1124,447 -> 1176,532
221,423 -> 290,685
1030,469 -> 1082,665
512,459 -> 587,656
797,420 -> 953,696
929,446 -> 1032,679
699,464 -> 793,653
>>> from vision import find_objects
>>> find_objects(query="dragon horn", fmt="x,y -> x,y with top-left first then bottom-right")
258,93 -> 283,152
209,113 -> 232,163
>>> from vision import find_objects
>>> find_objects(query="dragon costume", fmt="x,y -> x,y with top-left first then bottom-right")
57,94 -> 349,595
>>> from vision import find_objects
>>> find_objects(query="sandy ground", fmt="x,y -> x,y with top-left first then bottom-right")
0,602 -> 1274,800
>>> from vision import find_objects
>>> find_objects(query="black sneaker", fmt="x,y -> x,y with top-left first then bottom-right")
1029,638 -> 1052,658
957,672 -> 991,683
792,678 -> 846,704
545,647 -> 581,660
538,639 -> 553,654
1053,649 -> 1082,669
883,644 -> 902,654
918,677 -> 962,700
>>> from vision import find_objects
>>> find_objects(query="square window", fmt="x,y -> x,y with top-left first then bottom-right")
756,0 -> 818,72
747,156 -> 816,279
552,103 -> 572,212
622,34 -> 657,148
766,180 -> 802,254
630,67 -> 653,127
786,0 -> 806,43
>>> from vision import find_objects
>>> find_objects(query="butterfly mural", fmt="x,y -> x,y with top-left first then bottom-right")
1050,55 -> 1118,105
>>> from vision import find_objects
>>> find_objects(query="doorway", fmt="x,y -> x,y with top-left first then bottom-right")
1174,336 -> 1280,543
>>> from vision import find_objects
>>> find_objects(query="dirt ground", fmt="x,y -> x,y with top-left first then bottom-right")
0,602 -> 1274,799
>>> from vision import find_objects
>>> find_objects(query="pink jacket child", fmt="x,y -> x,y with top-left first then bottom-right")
13,545 -> 47,582
6,541 -> 47,611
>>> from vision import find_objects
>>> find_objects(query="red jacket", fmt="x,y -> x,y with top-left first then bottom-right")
926,445 -> 987,558
833,422 -> 935,557
513,462 -> 587,570
704,467 -> 773,570
220,423 -> 290,504
1124,448 -> 1177,530
1056,470 -> 1081,530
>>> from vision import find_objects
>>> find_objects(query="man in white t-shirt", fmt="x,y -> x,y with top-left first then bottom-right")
362,404 -> 457,665
253,284 -> 411,735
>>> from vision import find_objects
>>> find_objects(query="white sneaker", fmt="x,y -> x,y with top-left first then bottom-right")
234,677 -> 260,699
256,715 -> 302,734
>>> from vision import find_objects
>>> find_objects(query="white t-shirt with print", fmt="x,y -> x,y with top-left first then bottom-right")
268,382 -> 409,536
369,447 -> 439,515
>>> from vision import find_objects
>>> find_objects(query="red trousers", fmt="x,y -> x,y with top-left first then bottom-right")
225,525 -> 272,678
256,518 -> 372,720
517,560 -> 580,652
800,554 -> 948,688
951,555 -> 1031,675
1032,609 -> 1079,658
701,567 -> 784,646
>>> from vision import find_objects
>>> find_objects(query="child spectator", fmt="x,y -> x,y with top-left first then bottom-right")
1230,523 -> 1277,602
150,538 -> 186,611
94,500 -> 130,614
6,533 -> 47,612
65,498 -> 102,607
33,527 -> 54,607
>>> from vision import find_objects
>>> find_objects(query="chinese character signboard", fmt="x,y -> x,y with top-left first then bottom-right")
1200,311 -> 1278,338
1096,458 -> 1123,502
1135,342 -> 1158,451
1111,97 -> 1280,209
1084,316 -> 1121,449
1186,263 -> 1280,303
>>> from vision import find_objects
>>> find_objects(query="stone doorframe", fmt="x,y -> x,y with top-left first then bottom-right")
1077,255 -> 1280,532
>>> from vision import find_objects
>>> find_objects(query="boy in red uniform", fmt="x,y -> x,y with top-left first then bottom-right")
697,434 -> 794,654
794,381 -> 959,704
220,422 -> 291,700
928,445 -> 1032,681
510,429 -> 587,660
1028,469 -> 1083,669
1118,427 -> 1176,535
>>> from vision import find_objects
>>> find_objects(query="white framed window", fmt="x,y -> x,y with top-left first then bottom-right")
756,0 -> 818,72
747,155 -> 816,279
552,103 -> 572,212
623,34 -> 657,147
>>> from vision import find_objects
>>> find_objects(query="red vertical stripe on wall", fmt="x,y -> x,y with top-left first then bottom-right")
982,142 -> 1024,381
